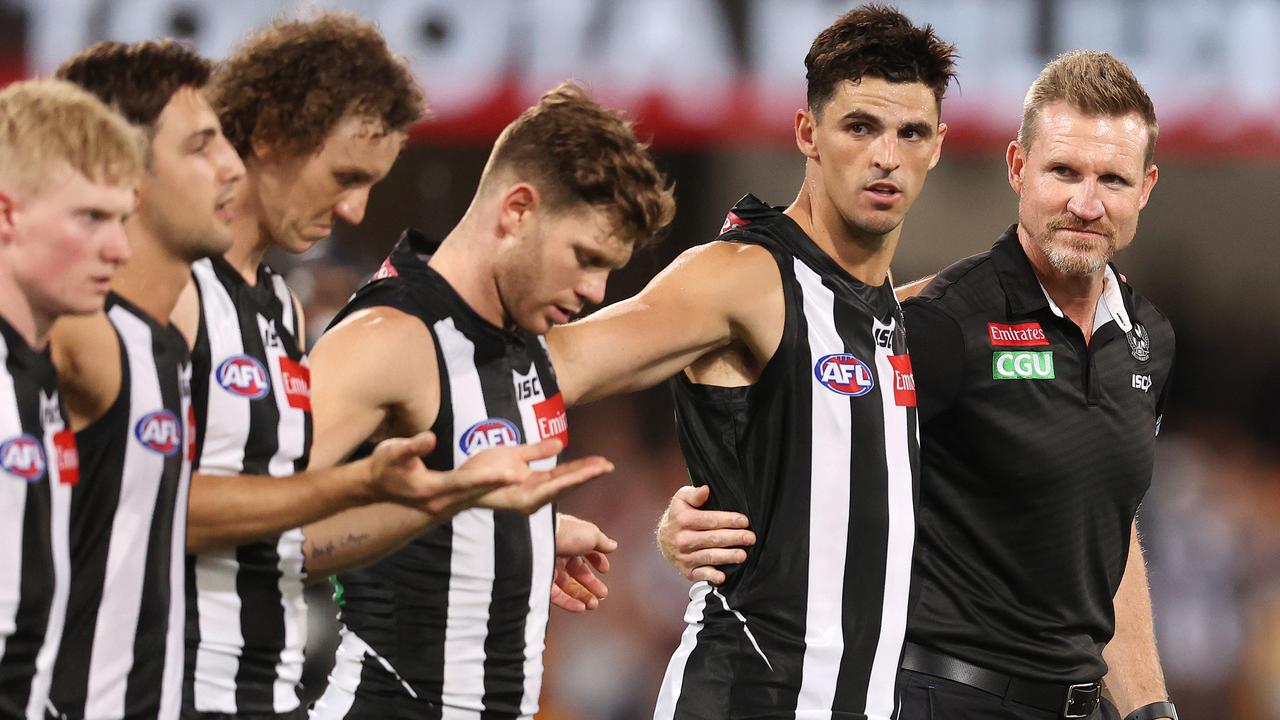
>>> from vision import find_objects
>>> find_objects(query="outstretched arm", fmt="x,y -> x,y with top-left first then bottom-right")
548,241 -> 782,406
1103,520 -> 1175,718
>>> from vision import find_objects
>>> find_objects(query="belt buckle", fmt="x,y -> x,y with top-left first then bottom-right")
1062,682 -> 1100,719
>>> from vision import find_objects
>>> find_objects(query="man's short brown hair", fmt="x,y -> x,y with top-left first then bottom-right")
0,79 -> 144,197
483,82 -> 675,248
1018,50 -> 1159,167
209,11 -> 425,159
805,3 -> 957,115
55,40 -> 212,132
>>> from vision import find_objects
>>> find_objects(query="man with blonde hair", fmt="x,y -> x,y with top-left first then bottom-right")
660,49 -> 1179,720
0,78 -> 141,720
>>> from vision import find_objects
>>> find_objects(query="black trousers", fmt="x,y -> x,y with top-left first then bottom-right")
897,669 -> 1122,720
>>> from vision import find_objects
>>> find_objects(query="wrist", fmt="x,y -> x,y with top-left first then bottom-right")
349,456 -> 379,502
1124,701 -> 1178,720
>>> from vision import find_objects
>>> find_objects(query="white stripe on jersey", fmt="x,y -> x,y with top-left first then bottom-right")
83,309 -> 167,717
191,259 -> 250,476
269,274 -> 295,336
652,582 -> 710,720
257,313 -> 308,712
794,260 -> 853,712
191,259 -> 246,712
436,318 -> 496,718
34,386 -> 72,720
865,318 -> 916,720
0,333 -> 21,683
160,364 -> 192,720
510,365 -> 554,718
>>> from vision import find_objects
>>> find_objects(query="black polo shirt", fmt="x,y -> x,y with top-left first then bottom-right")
901,225 -> 1174,683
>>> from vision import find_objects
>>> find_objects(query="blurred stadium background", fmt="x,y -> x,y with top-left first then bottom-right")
3,0 -> 1278,717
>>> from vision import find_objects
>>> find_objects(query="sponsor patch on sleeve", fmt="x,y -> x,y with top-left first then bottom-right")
888,355 -> 917,407
533,392 -> 569,447
278,357 -> 311,411
53,429 -> 78,485
987,322 -> 1049,347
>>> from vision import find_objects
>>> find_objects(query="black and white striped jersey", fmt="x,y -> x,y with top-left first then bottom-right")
184,256 -> 312,715
48,293 -> 193,720
0,314 -> 76,720
310,229 -> 563,720
655,196 -> 920,720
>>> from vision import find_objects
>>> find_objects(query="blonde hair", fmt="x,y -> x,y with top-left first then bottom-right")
0,78 -> 145,197
1018,50 -> 1159,166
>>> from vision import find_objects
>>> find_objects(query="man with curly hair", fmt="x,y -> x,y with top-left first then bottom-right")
170,15 -> 611,719
52,39 -> 525,720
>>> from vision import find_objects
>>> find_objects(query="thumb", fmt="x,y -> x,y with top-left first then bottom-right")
515,438 -> 563,463
676,484 -> 711,508
399,431 -> 437,458
596,531 -> 618,554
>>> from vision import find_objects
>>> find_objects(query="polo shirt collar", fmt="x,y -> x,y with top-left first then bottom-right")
991,224 -> 1134,333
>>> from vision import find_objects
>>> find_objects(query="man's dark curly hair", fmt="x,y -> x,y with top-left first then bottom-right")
55,39 -> 212,131
208,12 -> 425,159
805,4 -> 958,116
483,82 -> 675,248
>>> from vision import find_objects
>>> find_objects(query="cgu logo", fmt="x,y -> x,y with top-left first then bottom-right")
216,355 -> 270,399
814,353 -> 875,397
135,410 -> 182,456
0,434 -> 45,482
459,418 -> 522,456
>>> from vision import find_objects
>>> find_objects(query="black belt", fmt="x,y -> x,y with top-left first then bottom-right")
901,643 -> 1102,719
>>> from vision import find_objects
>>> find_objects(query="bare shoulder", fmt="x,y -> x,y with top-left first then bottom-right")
290,291 -> 307,350
50,311 -> 121,427
311,306 -> 438,404
51,311 -> 117,372
170,277 -> 200,351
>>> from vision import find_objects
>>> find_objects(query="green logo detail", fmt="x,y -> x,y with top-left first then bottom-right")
992,351 -> 1055,380
331,576 -> 346,607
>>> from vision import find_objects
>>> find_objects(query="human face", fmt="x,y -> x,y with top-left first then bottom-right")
139,86 -> 244,261
1009,101 -> 1158,277
0,164 -> 133,324
251,115 -> 405,254
798,77 -> 946,240
494,201 -> 631,335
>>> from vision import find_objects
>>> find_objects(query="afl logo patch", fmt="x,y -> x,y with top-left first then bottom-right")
0,434 -> 45,482
135,410 -> 182,456
814,353 -> 875,397
459,418 -> 522,456
216,355 -> 270,399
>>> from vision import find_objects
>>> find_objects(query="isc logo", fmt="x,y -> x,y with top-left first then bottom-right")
0,434 -> 45,482
814,353 -> 875,397
1132,374 -> 1152,392
459,418 -> 522,455
135,410 -> 182,456
216,355 -> 270,399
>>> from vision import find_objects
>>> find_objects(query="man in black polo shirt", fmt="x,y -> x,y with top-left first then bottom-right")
657,51 -> 1179,720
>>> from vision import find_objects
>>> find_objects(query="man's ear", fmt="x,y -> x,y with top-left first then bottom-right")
795,108 -> 819,161
497,182 -> 541,237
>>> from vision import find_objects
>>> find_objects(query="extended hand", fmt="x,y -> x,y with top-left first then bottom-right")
656,485 -> 755,584
469,439 -> 614,514
551,514 -> 617,612
368,432 -> 520,512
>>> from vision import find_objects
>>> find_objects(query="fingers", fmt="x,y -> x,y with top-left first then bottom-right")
672,507 -> 752,532
593,530 -> 618,555
514,438 -> 563,463
677,528 -> 755,553
688,565 -> 727,585
584,550 -> 610,574
550,579 -> 589,613
565,556 -> 608,600
527,457 -> 614,503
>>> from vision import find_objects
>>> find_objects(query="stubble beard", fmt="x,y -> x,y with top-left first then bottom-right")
1036,219 -> 1117,277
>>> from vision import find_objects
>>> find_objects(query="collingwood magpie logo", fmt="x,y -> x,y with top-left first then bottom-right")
1126,322 -> 1150,362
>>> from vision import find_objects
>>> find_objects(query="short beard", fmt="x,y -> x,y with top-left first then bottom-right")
1036,218 -> 1116,277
